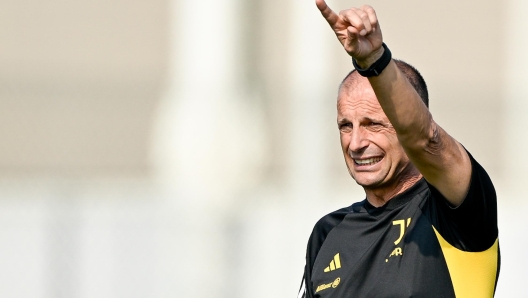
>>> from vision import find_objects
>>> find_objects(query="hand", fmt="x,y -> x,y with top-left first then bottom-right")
316,0 -> 383,66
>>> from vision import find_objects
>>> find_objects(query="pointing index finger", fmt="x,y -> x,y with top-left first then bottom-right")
316,0 -> 339,27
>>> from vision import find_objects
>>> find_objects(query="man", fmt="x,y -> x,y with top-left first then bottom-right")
298,1 -> 499,297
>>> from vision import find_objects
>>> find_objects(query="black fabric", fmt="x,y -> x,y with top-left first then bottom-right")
299,152 -> 499,297
302,205 -> 353,298
422,151 -> 498,252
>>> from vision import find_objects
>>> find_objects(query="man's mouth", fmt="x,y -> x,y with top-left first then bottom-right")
353,157 -> 382,166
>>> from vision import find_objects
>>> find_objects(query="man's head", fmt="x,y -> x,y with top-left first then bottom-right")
340,59 -> 429,107
337,60 -> 427,191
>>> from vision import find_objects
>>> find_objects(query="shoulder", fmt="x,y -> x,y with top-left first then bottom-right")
422,150 -> 497,251
311,203 -> 359,240
306,203 -> 360,260
425,150 -> 495,211
313,204 -> 356,231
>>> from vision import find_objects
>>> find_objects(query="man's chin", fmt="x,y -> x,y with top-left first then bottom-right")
351,173 -> 388,188
348,164 -> 389,187
353,178 -> 383,188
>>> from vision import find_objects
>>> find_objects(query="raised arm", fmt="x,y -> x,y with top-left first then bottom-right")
316,0 -> 471,206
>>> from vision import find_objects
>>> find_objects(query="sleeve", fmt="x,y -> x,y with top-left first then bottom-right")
424,150 -> 498,252
297,276 -> 306,298
297,205 -> 355,297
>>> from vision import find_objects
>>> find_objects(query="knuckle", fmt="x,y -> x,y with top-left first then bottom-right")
357,11 -> 367,19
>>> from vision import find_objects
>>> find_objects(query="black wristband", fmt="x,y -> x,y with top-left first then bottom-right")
352,43 -> 392,77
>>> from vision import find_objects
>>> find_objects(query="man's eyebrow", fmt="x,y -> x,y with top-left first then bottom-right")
337,118 -> 350,125
365,116 -> 383,123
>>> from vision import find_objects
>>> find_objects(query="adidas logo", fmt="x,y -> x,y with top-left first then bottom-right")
324,253 -> 341,272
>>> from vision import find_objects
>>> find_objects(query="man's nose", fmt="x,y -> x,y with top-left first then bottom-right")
349,127 -> 369,153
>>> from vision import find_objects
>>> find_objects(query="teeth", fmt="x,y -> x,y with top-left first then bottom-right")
354,157 -> 382,165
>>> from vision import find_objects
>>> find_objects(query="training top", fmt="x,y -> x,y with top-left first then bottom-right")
298,152 -> 500,298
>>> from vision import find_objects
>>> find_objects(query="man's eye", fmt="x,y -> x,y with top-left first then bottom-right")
339,123 -> 352,130
368,122 -> 383,128
367,122 -> 385,131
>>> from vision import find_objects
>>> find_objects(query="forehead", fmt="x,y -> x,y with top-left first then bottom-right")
337,77 -> 386,120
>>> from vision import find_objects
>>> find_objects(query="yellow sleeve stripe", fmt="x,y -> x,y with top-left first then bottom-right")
433,227 -> 498,298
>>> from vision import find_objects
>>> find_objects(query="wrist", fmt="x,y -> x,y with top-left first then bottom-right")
354,46 -> 385,69
352,43 -> 392,77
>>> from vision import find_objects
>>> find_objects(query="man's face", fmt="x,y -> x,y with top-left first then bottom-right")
337,77 -> 412,189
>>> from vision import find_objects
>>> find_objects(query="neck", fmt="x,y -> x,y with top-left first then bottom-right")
364,169 -> 423,207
